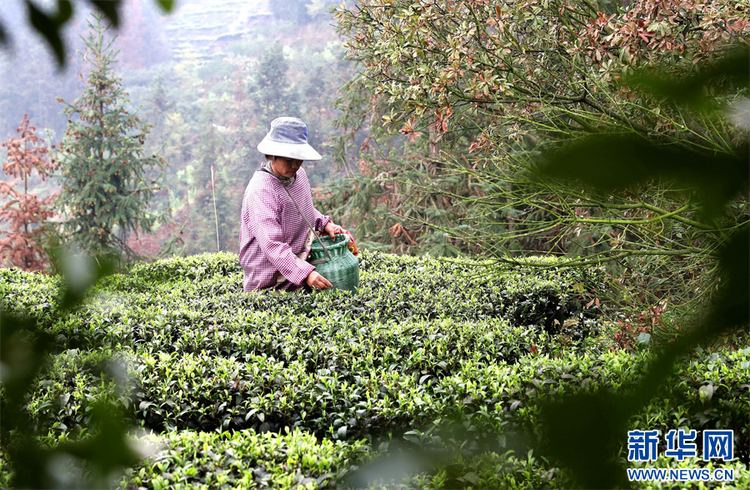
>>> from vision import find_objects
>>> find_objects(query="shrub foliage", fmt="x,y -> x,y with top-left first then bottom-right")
1,251 -> 747,488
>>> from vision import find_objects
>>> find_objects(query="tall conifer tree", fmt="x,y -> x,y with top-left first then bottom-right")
56,13 -> 167,265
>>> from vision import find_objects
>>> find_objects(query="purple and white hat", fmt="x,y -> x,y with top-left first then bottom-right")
257,117 -> 322,161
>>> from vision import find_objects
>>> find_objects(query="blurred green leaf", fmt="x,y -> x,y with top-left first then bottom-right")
629,45 -> 750,109
58,253 -> 115,310
530,43 -> 750,490
343,446 -> 448,488
0,313 -> 52,404
701,225 -> 749,331
0,249 -> 127,489
26,0 -> 68,68
538,134 -> 748,222
55,0 -> 73,24
540,394 -> 631,489
57,402 -> 140,486
156,0 -> 175,12
90,0 -> 120,28
15,0 -> 178,68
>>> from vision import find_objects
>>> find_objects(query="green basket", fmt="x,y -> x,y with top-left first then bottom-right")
308,234 -> 359,291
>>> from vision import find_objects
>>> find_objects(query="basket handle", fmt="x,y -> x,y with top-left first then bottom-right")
282,185 -> 334,263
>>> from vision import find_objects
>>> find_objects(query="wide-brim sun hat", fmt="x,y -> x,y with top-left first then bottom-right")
257,117 -> 322,161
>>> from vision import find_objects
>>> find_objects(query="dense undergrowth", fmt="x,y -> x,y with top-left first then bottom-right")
1,251 -> 748,489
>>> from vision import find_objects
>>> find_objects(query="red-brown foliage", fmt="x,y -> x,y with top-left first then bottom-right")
0,115 -> 59,271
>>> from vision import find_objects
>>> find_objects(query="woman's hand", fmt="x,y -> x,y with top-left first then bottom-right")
324,221 -> 345,238
306,270 -> 332,290
323,222 -> 358,256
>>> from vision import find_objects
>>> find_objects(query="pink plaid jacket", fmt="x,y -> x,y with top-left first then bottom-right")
239,167 -> 330,291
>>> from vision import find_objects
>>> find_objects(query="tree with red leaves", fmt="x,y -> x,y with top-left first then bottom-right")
327,0 -> 749,265
0,114 -> 59,271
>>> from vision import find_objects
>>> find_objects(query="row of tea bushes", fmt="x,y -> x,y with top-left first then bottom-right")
1,250 -> 606,358
49,312 -> 548,372
26,318 -> 548,438
123,433 -> 575,489
0,267 -> 61,320
17,250 -> 603,340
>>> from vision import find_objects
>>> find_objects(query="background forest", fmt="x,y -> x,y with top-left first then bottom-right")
0,0 -> 352,259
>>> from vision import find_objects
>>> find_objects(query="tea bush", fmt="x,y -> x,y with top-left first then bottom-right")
1,251 -> 747,488
120,429 -> 368,490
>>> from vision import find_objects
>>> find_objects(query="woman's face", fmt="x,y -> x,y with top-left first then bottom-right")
271,156 -> 303,179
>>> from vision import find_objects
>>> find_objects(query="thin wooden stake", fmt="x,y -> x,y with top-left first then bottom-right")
211,165 -> 220,252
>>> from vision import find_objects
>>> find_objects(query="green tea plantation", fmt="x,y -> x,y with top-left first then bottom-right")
1,251 -> 748,489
